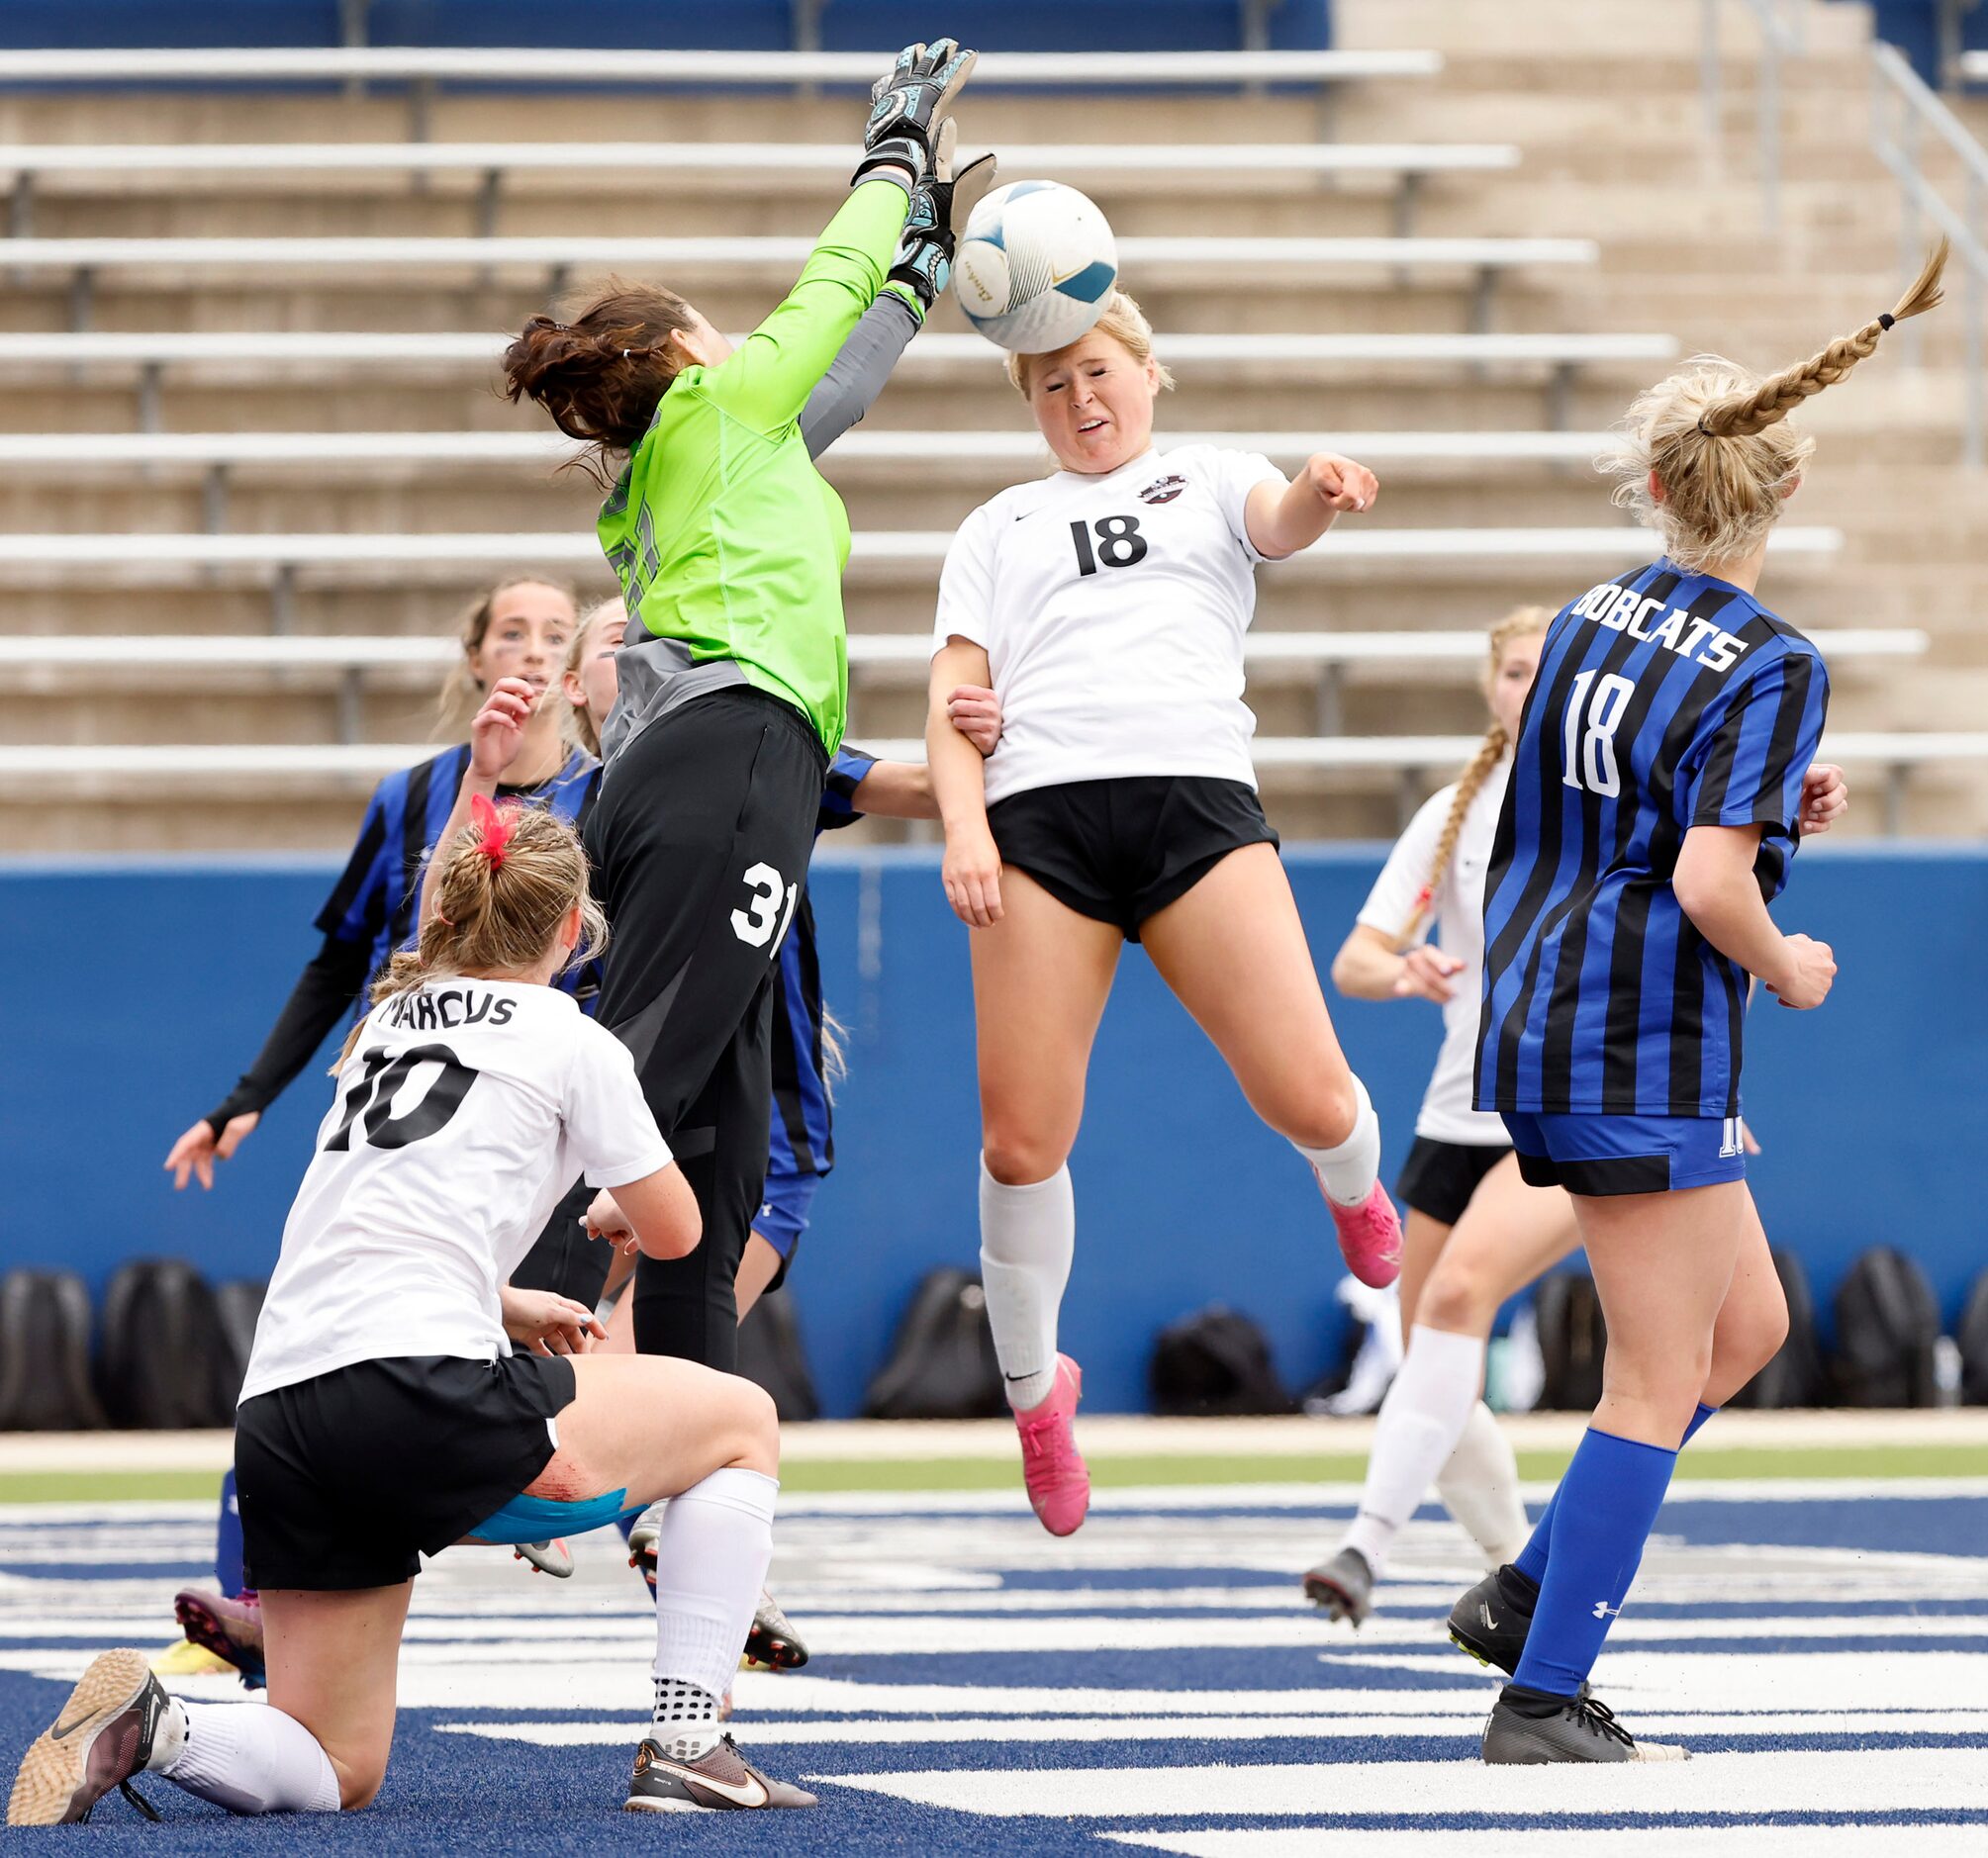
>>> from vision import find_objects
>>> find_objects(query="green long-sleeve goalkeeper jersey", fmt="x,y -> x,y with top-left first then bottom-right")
597,181 -> 908,755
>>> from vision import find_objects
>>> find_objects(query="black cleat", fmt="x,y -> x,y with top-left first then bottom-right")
624,1733 -> 817,1812
1447,1561 -> 1539,1676
7,1648 -> 168,1825
1483,1683 -> 1687,1764
1301,1545 -> 1373,1626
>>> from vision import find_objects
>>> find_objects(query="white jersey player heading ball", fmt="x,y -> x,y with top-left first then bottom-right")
924,288 -> 1404,1536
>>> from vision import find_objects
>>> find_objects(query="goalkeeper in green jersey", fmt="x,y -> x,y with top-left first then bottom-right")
502,41 -> 985,1384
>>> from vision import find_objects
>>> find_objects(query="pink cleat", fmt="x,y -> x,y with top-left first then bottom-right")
172,1587 -> 265,1690
1013,1354 -> 1089,1536
1322,1178 -> 1403,1289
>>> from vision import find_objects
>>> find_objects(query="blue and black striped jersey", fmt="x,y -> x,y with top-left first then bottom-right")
1475,560 -> 1829,1119
314,744 -> 600,1009
767,745 -> 877,1184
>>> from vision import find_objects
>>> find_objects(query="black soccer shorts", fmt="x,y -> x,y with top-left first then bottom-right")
584,687 -> 829,1375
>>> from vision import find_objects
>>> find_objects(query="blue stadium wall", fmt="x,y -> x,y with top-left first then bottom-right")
0,3 -> 1331,53
1,844 -> 1980,1417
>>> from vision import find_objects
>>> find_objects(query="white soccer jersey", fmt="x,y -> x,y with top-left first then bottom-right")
933,441 -> 1285,806
240,978 -> 671,1403
1357,758 -> 1513,1147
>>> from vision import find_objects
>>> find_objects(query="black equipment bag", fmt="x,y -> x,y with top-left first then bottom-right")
1831,1246 -> 1941,1408
211,1278 -> 267,1415
862,1267 -> 1006,1421
1960,1267 -> 1988,1407
1150,1304 -> 1293,1417
1727,1249 -> 1829,1410
95,1257 -> 235,1430
737,1286 -> 821,1423
0,1268 -> 107,1430
1534,1271 -> 1608,1412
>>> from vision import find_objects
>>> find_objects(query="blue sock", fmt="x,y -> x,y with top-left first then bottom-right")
215,1466 -> 245,1599
1511,1427 -> 1676,1697
1512,1401 -> 1715,1588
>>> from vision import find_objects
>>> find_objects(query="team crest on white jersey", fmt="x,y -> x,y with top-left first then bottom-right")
1138,474 -> 1187,505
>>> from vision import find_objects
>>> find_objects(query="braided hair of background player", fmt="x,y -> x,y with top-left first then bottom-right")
1393,605 -> 1551,948
1601,239 -> 1946,574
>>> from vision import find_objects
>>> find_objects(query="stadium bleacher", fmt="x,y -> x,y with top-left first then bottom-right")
0,26 -> 1979,851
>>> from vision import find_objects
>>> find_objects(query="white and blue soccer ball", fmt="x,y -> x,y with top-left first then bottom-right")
953,180 -> 1118,355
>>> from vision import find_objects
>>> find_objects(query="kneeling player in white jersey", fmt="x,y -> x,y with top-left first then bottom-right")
926,290 -> 1402,1535
8,802 -> 813,1825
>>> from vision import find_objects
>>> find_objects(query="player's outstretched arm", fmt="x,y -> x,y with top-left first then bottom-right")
711,42 -> 976,435
1245,452 -> 1379,560
165,928 -> 374,1187
1672,823 -> 1836,1009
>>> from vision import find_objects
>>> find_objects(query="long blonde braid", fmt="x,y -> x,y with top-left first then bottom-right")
1601,241 -> 1946,572
1394,606 -> 1551,948
1699,239 -> 1946,437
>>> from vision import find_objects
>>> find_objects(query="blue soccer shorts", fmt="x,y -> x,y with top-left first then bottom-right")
751,1167 -> 823,1293
1501,1111 -> 1748,1196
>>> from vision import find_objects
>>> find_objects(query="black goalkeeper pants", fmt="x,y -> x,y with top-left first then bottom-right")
583,687 -> 828,1375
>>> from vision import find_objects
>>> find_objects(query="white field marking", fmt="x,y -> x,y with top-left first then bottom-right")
8,1407 -> 1988,1473
768,1477 -> 1988,1516
20,1644 -> 1988,1721
810,1746 -> 1988,1816
1101,1826 -> 1988,1858
1315,1647 -> 1988,1717
437,1708 -> 1988,1749
62,1598 -> 1988,1647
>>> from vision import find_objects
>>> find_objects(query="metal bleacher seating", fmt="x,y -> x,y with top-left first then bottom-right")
0,39 -> 1973,849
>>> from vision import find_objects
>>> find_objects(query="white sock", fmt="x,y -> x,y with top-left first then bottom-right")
979,1158 -> 1075,1412
151,1700 -> 339,1814
1341,1325 -> 1484,1577
650,1466 -> 777,1759
1293,1076 -> 1380,1208
1435,1398 -> 1530,1568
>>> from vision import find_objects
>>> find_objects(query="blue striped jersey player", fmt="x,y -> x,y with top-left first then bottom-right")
1476,560 -> 1829,1148
1450,239 -> 1946,1767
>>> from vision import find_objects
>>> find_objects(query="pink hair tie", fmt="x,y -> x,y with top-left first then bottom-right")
470,791 -> 514,871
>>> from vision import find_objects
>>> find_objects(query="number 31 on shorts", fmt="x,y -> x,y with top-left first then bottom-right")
731,861 -> 801,954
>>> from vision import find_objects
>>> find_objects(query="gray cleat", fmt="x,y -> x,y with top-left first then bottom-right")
1301,1545 -> 1374,1626
1482,1685 -> 1688,1764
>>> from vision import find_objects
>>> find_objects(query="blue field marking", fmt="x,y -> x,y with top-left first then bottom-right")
6,1484 -> 1988,1853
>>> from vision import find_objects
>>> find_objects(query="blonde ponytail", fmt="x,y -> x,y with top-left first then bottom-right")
1395,605 -> 1550,947
1601,241 -> 1947,573
336,798 -> 606,1065
1699,239 -> 1947,438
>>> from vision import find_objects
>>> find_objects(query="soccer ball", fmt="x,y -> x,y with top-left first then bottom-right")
953,180 -> 1119,354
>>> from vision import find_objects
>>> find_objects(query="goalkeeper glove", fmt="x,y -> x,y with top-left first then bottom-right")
854,38 -> 977,192
888,132 -> 998,317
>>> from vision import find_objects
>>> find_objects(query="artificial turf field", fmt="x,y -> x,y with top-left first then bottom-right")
5,1428 -> 1988,1853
